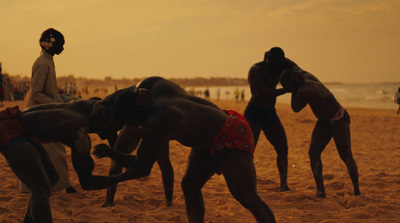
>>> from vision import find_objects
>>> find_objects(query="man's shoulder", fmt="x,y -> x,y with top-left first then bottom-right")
249,61 -> 265,73
252,61 -> 265,68
299,80 -> 325,96
283,58 -> 298,69
33,55 -> 51,67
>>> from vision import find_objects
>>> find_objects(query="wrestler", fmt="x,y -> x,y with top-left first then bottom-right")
98,125 -> 174,207
244,47 -> 298,192
92,77 -> 276,223
91,83 -> 174,207
280,69 -> 360,198
0,96 -> 172,222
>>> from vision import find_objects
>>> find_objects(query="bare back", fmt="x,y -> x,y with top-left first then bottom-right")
142,90 -> 228,150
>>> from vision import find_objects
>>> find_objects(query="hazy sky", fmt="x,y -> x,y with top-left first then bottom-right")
1,0 -> 399,83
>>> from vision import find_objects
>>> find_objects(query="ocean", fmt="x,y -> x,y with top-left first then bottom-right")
185,83 -> 400,110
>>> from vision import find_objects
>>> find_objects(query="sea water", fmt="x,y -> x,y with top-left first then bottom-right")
185,83 -> 400,110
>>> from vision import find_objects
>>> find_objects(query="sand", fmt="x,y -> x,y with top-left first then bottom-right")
0,98 -> 399,223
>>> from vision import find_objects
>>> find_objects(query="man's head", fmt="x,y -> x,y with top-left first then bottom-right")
115,88 -> 152,126
264,47 -> 285,70
280,69 -> 304,92
39,28 -> 64,55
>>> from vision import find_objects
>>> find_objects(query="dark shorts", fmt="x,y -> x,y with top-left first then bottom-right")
244,103 -> 280,129
329,109 -> 351,125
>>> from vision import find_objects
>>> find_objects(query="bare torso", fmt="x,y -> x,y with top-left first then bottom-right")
142,91 -> 227,150
248,59 -> 299,109
296,76 -> 341,120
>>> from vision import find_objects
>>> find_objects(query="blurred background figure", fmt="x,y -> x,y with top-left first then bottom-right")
395,87 -> 400,114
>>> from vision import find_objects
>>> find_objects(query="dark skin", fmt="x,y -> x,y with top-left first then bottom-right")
246,52 -> 297,192
18,99 -> 128,190
1,99 -> 129,222
99,125 -> 142,207
93,77 -> 276,223
99,125 -> 174,207
280,69 -> 360,198
2,140 -> 57,223
93,76 -> 225,208
90,82 -> 174,207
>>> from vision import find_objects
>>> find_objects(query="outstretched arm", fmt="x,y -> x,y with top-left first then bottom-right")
93,144 -> 136,168
118,137 -> 160,181
248,66 -> 288,100
70,149 -> 128,190
69,134 -> 129,190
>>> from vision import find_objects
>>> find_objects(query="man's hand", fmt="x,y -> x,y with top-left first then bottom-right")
93,143 -> 136,168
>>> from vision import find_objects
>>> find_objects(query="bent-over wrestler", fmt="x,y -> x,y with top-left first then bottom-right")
0,97 -> 172,222
280,68 -> 360,198
93,77 -> 276,223
91,84 -> 174,208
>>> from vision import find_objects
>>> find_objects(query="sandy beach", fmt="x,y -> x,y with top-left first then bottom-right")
0,97 -> 399,223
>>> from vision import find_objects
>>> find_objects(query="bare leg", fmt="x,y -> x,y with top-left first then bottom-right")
102,126 -> 141,207
156,142 -> 174,206
2,141 -> 54,223
248,121 -> 262,147
95,141 -> 174,207
309,121 -> 332,198
94,144 -> 136,168
181,150 -> 216,223
332,119 -> 360,196
102,160 -> 124,207
263,119 -> 290,191
219,150 -> 276,223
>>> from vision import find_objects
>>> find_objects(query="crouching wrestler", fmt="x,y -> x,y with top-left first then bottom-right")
0,98 -> 135,222
280,68 -> 360,198
91,85 -> 174,208
93,76 -> 276,223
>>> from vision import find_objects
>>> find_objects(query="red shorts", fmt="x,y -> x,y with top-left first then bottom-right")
0,106 -> 25,150
211,110 -> 255,156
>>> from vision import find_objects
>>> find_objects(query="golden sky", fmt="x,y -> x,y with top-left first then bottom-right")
1,0 -> 399,83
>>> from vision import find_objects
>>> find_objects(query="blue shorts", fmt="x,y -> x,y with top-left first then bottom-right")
244,103 -> 280,129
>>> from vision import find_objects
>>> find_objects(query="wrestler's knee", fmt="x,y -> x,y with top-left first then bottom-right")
181,177 -> 199,195
308,149 -> 320,161
79,179 -> 93,190
121,165 -> 152,181
340,155 -> 356,166
30,181 -> 52,196
230,190 -> 259,209
180,177 -> 190,193
276,146 -> 288,157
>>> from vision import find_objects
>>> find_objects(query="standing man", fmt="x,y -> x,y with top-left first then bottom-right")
244,47 -> 298,192
279,68 -> 360,198
22,28 -> 78,193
